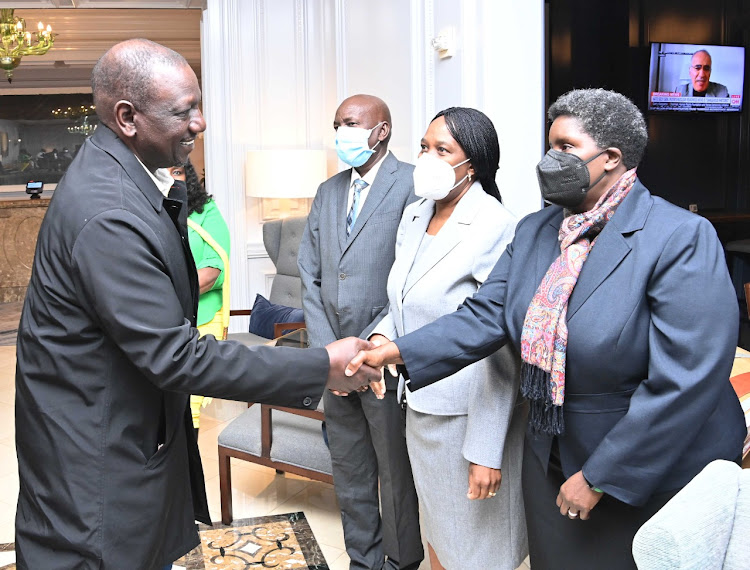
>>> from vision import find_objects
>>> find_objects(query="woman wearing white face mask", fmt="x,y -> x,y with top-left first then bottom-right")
368,107 -> 527,569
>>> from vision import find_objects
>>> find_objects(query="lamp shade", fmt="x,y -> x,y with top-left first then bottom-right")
246,150 -> 327,198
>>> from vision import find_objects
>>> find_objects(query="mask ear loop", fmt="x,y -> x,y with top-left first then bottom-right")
368,121 -> 386,151
580,149 -> 608,190
449,158 -> 473,191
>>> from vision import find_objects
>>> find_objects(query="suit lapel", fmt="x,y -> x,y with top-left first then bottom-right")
566,180 -> 651,320
392,199 -> 432,306
401,183 -> 484,299
343,153 -> 398,255
336,171 -> 353,252
536,213 -> 563,287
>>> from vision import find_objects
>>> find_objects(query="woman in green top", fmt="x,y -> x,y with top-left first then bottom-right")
169,160 -> 231,436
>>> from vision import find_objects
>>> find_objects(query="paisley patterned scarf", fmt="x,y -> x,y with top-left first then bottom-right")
520,168 -> 637,435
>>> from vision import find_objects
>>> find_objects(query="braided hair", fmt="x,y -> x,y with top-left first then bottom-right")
433,107 -> 502,203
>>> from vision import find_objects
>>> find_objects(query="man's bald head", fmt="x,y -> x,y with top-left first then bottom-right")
335,94 -> 392,146
92,39 -> 191,126
340,94 -> 391,123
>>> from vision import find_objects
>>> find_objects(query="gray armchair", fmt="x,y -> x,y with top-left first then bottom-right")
632,460 -> 750,569
225,215 -> 307,345
218,215 -> 333,526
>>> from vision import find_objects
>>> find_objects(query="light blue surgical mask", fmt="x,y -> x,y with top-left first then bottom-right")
335,122 -> 384,167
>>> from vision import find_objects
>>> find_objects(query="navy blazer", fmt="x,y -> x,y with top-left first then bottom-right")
395,179 -> 746,506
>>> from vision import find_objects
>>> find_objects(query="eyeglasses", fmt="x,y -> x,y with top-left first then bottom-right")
691,64 -> 711,72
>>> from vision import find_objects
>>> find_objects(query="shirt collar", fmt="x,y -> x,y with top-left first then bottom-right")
135,156 -> 175,197
350,150 -> 390,187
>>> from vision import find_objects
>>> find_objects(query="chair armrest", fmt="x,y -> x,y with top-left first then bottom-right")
273,321 -> 306,339
266,404 -> 325,422
230,309 -> 252,317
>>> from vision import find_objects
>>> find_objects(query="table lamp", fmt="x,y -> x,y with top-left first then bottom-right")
246,150 -> 327,220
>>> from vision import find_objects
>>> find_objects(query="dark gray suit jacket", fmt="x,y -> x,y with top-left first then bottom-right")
394,180 -> 746,506
15,125 -> 329,569
298,152 -> 416,386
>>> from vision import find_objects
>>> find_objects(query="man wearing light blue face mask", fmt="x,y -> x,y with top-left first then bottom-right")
299,94 -> 423,570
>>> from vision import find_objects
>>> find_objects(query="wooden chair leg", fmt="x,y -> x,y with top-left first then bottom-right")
219,446 -> 233,525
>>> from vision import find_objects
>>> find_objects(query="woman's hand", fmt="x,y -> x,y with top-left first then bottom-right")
367,334 -> 395,399
467,463 -> 501,500
346,341 -> 403,376
556,471 -> 604,521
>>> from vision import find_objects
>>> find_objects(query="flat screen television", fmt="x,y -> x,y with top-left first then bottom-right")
647,43 -> 744,113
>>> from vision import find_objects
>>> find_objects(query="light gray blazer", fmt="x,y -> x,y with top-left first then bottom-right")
299,152 -> 417,388
372,182 -> 521,467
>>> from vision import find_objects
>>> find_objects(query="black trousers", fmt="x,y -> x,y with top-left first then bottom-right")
522,440 -> 679,570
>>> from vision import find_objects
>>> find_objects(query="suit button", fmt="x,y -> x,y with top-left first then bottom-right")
339,273 -> 346,280
303,397 -> 312,407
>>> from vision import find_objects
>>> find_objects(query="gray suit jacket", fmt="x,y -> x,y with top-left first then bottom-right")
394,179 -> 746,506
372,182 -> 521,468
299,152 -> 417,389
676,81 -> 729,97
14,125 -> 329,569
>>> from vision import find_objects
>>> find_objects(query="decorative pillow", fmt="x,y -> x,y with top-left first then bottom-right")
248,294 -> 304,340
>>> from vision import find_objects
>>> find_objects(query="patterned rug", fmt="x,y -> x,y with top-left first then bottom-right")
0,512 -> 328,569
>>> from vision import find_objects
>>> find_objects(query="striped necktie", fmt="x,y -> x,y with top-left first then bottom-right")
346,179 -> 368,237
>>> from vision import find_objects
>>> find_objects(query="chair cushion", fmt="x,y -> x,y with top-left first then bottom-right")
218,405 -> 332,475
248,294 -> 304,339
226,331 -> 269,347
632,460 -> 740,570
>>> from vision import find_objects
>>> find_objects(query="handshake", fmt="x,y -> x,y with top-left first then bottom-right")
324,335 -> 401,397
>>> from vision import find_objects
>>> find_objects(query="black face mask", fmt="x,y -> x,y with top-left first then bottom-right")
536,148 -> 607,208
169,179 -> 187,201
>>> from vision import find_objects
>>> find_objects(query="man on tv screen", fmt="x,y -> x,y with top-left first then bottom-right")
676,49 -> 728,97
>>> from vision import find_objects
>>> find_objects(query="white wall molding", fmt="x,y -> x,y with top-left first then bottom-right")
201,0 -> 254,331
460,0 -> 479,108
246,242 -> 269,260
333,0 -> 347,103
410,0 -> 427,161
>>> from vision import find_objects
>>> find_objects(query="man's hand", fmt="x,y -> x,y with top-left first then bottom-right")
325,337 -> 381,395
556,470 -> 604,521
345,341 -> 404,379
467,463 -> 501,500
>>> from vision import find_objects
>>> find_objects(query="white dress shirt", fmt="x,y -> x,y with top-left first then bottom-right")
136,156 -> 175,197
346,150 -> 391,217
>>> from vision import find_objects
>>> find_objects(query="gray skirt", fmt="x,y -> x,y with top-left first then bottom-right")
406,405 -> 528,569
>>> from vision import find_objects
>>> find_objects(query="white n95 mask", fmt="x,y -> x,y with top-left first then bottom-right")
412,153 -> 470,200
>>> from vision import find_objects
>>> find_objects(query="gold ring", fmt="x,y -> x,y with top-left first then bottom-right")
488,492 -> 497,498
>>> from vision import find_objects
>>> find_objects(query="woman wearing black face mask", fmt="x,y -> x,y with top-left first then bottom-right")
353,89 -> 746,569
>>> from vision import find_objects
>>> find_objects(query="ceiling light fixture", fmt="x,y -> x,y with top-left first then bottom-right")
0,9 -> 55,83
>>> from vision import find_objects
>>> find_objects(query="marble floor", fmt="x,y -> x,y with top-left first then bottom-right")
0,316 -> 531,569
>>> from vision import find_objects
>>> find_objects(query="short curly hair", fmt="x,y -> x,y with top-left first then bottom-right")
548,89 -> 648,169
